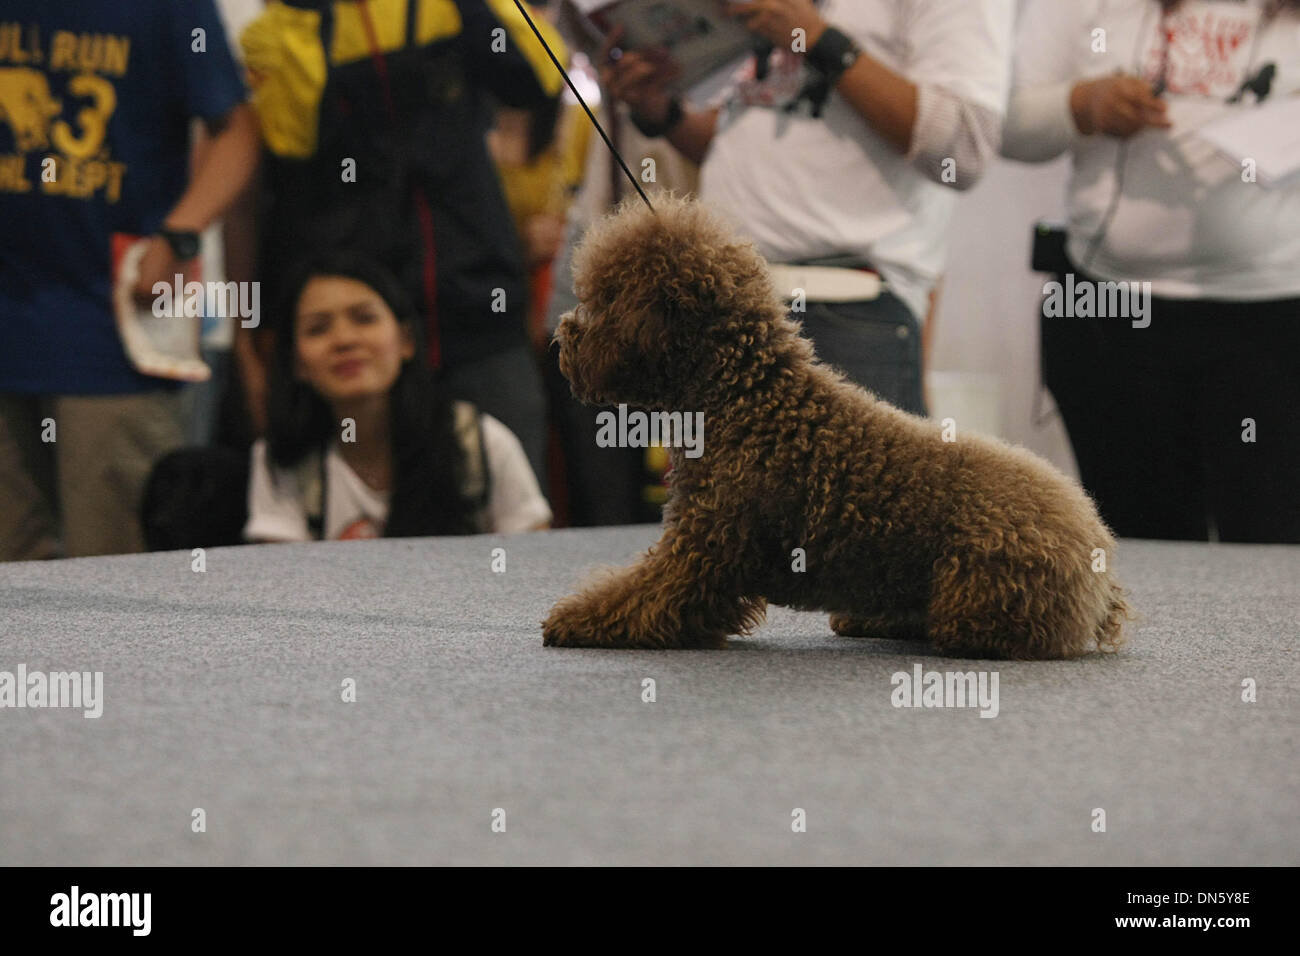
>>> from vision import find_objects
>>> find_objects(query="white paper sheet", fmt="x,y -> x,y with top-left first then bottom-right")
1193,95 -> 1300,187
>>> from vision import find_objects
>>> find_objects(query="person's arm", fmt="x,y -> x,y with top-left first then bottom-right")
720,0 -> 919,150
595,24 -> 718,165
601,0 -> 1005,178
1001,0 -> 1167,164
132,105 -> 262,302
825,49 -> 918,154
1005,82 -> 1171,168
133,0 -> 260,301
1001,0 -> 1092,162
162,105 -> 261,235
663,107 -> 720,167
723,0 -> 1012,189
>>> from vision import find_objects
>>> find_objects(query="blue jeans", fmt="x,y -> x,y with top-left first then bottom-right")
795,292 -> 926,416
180,346 -> 230,446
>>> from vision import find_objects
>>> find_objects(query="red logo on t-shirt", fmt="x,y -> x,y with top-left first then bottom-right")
338,518 -> 382,540
1143,2 -> 1259,98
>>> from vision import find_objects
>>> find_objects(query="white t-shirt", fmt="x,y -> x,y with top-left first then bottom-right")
698,0 -> 1014,322
244,414 -> 552,541
1003,0 -> 1300,300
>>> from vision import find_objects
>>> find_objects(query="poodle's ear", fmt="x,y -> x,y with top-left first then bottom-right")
637,298 -> 692,353
604,302 -> 677,393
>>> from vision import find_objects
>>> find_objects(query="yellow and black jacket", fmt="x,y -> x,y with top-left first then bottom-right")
241,0 -> 566,369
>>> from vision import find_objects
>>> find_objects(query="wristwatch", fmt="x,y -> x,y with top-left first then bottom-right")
629,97 -> 684,139
806,26 -> 862,85
157,227 -> 200,261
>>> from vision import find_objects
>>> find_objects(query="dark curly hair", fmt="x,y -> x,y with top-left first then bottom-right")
266,251 -> 482,536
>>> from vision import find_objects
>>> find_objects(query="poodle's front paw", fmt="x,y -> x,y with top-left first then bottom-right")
541,601 -> 724,649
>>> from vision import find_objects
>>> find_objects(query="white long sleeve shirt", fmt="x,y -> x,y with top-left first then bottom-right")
1003,0 -> 1300,300
698,0 -> 1014,322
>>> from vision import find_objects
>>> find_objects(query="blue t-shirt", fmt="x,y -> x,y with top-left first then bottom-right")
0,0 -> 246,394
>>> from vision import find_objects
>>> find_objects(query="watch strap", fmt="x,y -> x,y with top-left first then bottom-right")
629,98 -> 684,139
158,228 -> 200,260
806,26 -> 861,85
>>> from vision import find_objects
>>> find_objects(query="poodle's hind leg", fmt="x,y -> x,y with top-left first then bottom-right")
925,547 -> 1113,660
829,609 -> 928,641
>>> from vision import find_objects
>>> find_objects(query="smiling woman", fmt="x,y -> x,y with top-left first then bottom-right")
242,252 -> 552,542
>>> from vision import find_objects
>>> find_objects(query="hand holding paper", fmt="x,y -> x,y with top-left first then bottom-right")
576,0 -> 755,94
597,23 -> 681,123
112,237 -> 211,383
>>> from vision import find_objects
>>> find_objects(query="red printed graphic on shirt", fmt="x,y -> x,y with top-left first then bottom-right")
338,517 -> 382,540
1141,0 -> 1261,98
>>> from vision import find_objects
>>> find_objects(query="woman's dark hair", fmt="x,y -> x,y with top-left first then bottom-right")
266,251 -> 482,536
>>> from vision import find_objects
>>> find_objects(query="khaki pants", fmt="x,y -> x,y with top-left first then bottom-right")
0,391 -> 184,560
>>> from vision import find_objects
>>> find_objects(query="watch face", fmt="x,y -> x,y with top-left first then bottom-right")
166,232 -> 199,260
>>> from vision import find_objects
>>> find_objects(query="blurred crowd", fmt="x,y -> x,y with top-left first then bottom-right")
1,0 -> 1297,561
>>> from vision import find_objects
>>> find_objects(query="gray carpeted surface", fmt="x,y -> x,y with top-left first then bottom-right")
0,526 -> 1296,865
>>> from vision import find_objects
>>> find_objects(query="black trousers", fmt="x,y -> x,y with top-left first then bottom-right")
542,340 -> 648,527
1041,273 -> 1300,542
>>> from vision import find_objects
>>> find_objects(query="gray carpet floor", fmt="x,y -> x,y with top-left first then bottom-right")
1,526 -> 1296,865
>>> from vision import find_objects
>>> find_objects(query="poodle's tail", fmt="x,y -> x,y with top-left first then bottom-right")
1095,580 -> 1132,654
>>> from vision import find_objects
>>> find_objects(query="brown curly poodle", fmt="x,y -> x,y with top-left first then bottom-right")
543,192 -> 1129,659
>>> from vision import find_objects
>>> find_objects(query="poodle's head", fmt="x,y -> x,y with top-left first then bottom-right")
555,191 -> 803,409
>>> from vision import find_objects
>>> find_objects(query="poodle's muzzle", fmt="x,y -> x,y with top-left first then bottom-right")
554,309 -> 589,400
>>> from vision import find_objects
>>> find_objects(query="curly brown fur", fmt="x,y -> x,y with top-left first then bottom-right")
543,191 -> 1131,660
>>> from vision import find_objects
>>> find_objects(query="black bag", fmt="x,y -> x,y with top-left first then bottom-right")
1030,221 -> 1071,274
141,447 -> 250,551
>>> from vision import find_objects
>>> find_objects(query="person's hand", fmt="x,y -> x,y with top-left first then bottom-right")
132,234 -> 192,307
1070,75 -> 1171,138
597,24 -> 681,126
723,0 -> 828,50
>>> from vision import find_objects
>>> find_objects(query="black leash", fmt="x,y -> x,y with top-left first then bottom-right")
510,0 -> 656,213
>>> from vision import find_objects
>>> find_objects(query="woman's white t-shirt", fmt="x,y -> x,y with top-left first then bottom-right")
1003,0 -> 1300,300
244,414 -> 551,541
